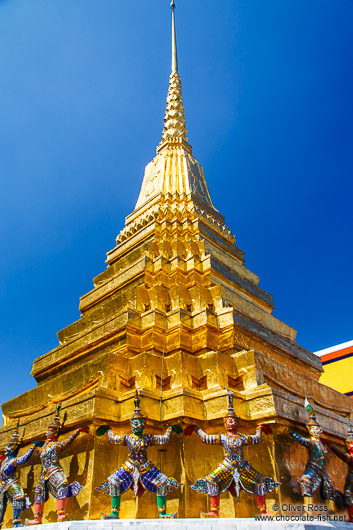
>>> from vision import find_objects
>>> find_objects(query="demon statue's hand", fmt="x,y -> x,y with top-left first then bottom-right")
259,424 -> 272,435
169,425 -> 183,435
78,426 -> 90,434
96,425 -> 111,437
34,441 -> 45,448
184,425 -> 198,436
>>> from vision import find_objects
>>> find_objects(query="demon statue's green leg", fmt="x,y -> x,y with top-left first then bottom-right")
157,495 -> 166,516
107,496 -> 121,519
157,495 -> 177,519
98,484 -> 121,520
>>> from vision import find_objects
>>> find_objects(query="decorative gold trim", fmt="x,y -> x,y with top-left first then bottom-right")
6,376 -> 101,423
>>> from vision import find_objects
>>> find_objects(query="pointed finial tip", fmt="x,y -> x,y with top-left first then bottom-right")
170,0 -> 178,73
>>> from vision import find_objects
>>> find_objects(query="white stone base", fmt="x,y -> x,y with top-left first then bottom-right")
31,518 -> 352,530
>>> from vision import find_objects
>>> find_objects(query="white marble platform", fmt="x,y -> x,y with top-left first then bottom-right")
29,518 -> 352,530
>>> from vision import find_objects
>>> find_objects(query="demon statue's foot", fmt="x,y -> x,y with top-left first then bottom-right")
200,511 -> 219,518
101,496 -> 120,519
57,510 -> 70,523
101,510 -> 120,520
159,512 -> 177,519
25,518 -> 42,526
257,506 -> 277,516
25,506 -> 43,526
327,499 -> 335,515
302,496 -> 314,517
201,495 -> 220,518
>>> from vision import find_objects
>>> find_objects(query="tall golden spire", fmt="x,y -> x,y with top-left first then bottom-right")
159,0 -> 189,149
133,0 -> 216,212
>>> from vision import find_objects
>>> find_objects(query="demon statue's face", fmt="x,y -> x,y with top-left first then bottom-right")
46,427 -> 58,442
4,443 -> 18,457
307,424 -> 322,439
131,418 -> 145,436
224,417 -> 238,432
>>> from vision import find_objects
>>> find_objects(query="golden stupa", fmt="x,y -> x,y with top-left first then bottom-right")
0,2 -> 352,523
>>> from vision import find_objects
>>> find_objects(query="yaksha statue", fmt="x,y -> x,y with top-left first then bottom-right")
186,391 -> 279,518
96,391 -> 182,519
327,419 -> 353,522
27,404 -> 89,524
0,425 -> 40,528
289,399 -> 335,515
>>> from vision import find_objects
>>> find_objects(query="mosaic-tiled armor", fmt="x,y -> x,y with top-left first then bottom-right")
327,420 -> 353,522
0,427 -> 37,527
188,391 -> 279,517
290,398 -> 335,515
27,405 -> 88,524
96,392 -> 181,519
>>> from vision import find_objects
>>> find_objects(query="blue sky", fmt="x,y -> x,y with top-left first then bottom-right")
0,0 -> 352,405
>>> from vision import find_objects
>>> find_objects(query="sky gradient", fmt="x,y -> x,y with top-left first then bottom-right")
1,0 -> 352,405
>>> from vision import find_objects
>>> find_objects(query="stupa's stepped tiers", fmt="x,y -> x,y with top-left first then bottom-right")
24,198 -> 320,387
116,193 -> 235,247
0,3 -> 352,523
